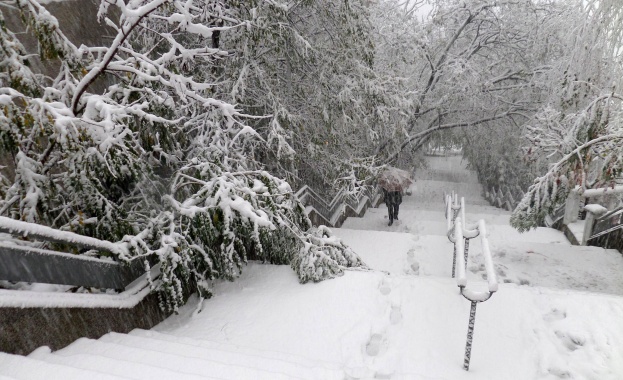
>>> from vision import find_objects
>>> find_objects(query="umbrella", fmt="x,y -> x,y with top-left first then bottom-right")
378,167 -> 413,192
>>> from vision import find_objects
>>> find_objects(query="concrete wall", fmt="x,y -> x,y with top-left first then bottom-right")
0,293 -> 170,355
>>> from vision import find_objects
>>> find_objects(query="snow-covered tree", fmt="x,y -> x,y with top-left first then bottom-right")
0,0 -> 368,311
368,0 -> 555,171
510,0 -> 623,231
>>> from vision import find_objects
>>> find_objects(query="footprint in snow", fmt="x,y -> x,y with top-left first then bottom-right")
548,368 -> 571,379
379,279 -> 391,295
365,333 -> 384,356
555,330 -> 585,351
495,265 -> 507,277
390,305 -> 402,325
409,261 -> 420,275
374,371 -> 393,379
543,308 -> 567,322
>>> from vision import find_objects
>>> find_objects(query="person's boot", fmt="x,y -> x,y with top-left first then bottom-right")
388,220 -> 393,226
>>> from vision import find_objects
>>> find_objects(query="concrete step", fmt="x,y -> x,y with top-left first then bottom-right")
342,210 -> 568,244
39,333 -> 341,380
52,337 -> 298,380
102,331 -> 341,379
29,345 -> 206,380
416,169 -> 480,183
396,206 -> 511,224
128,329 -> 339,373
335,229 -> 623,295
410,180 -> 484,201
0,351 -> 126,380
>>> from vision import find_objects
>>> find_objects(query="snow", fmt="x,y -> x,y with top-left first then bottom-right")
1,156 -> 622,379
567,220 -> 586,245
584,203 -> 608,215
0,216 -> 127,256
0,276 -> 153,309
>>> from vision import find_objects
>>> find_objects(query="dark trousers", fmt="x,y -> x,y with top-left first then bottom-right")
388,203 -> 399,224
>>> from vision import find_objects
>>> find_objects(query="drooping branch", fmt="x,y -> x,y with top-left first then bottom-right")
70,0 -> 166,115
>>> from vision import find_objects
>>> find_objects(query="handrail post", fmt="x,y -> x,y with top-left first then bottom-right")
463,300 -> 478,371
563,188 -> 582,225
449,202 -> 498,372
452,243 -> 457,278
463,238 -> 469,270
581,204 -> 608,245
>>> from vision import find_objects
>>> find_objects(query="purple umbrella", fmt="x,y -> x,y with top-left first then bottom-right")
378,167 -> 413,192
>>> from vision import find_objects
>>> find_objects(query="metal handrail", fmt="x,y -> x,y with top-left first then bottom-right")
446,196 -> 498,371
0,216 -> 143,292
485,185 -> 523,211
445,195 -> 478,278
296,185 -> 381,227
589,206 -> 623,240
0,216 -> 128,256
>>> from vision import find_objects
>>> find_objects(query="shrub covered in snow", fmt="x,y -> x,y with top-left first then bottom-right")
0,0 -> 369,312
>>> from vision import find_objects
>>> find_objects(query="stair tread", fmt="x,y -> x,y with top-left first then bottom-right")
103,331 -> 341,378
0,352 -> 128,380
55,336 -> 338,380
29,347 -> 211,380
129,329 -> 341,373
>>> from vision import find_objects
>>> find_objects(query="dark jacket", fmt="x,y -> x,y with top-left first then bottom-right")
383,189 -> 402,205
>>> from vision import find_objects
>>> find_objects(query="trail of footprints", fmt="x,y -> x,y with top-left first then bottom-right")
353,277 -> 405,379
542,307 -> 589,379
405,248 -> 420,275
356,246 -> 422,378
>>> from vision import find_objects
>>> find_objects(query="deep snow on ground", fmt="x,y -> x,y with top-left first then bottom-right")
152,156 -> 623,379
1,155 -> 622,379
154,266 -> 623,379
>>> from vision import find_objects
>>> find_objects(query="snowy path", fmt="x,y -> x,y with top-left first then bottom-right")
339,156 -> 623,295
2,155 -> 623,379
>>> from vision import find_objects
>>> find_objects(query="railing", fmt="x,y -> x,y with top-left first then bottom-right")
445,194 -> 498,371
484,185 -> 523,212
0,184 -> 380,306
484,181 -> 623,251
0,216 -> 154,308
584,205 -> 623,252
561,185 -> 623,247
544,203 -> 566,228
590,206 -> 623,239
295,185 -> 382,227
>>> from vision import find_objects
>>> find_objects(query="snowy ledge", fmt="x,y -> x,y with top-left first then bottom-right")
0,216 -> 127,256
0,279 -> 153,309
0,265 -> 160,309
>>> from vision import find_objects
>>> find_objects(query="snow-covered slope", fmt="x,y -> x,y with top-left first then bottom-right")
1,155 -> 622,379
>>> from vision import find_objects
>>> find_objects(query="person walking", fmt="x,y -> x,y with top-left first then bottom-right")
384,188 -> 403,226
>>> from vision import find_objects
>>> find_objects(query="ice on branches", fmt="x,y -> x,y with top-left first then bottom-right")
122,163 -> 366,312
292,225 -> 366,284
511,93 -> 623,231
0,0 -> 371,312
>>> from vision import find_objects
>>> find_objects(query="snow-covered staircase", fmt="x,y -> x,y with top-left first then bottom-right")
2,155 -> 623,379
338,155 -> 623,294
0,328 -> 344,379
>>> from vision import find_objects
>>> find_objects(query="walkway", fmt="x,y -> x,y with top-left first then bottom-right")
1,156 -> 623,379
338,155 -> 623,295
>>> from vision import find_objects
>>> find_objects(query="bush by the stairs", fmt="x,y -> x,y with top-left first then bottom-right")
122,163 -> 367,313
